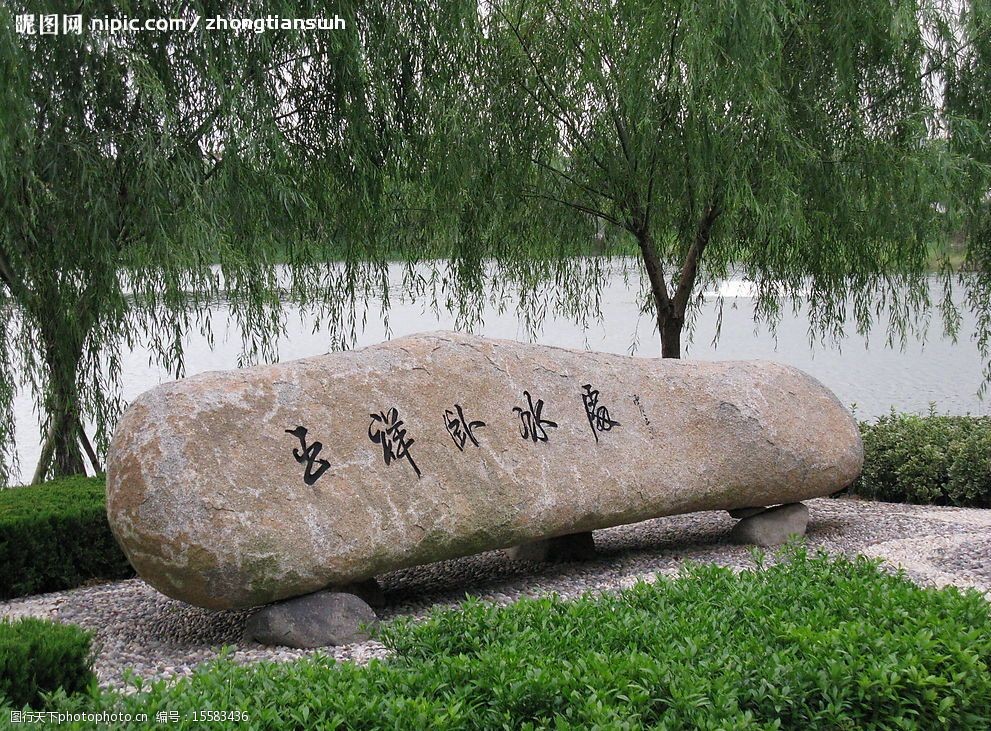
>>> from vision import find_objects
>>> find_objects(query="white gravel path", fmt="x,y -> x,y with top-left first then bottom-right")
2,496 -> 988,690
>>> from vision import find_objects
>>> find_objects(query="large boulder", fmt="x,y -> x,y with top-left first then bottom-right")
106,331 -> 862,609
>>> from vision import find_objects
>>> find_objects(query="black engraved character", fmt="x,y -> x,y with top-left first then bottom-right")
512,390 -> 558,443
633,394 -> 651,426
444,404 -> 486,451
581,384 -> 621,442
368,407 -> 422,478
285,426 -> 332,486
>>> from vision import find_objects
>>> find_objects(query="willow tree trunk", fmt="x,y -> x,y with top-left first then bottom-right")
636,205 -> 719,361
32,344 -> 87,483
48,404 -> 86,478
659,315 -> 683,359
31,300 -> 93,483
635,228 -> 685,360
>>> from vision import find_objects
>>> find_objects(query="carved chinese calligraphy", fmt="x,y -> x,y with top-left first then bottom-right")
444,404 -> 486,451
512,390 -> 558,443
581,384 -> 620,441
368,407 -> 421,478
285,426 -> 331,485
290,385 -> 623,484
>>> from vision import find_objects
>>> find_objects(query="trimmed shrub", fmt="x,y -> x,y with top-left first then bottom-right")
0,476 -> 133,600
52,549 -> 991,729
0,617 -> 94,709
854,411 -> 991,507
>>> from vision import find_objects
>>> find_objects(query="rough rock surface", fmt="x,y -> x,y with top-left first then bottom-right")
243,590 -> 378,648
730,503 -> 810,546
106,331 -> 862,609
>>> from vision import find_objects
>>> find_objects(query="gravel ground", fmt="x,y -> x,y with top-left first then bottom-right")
2,496 -> 989,690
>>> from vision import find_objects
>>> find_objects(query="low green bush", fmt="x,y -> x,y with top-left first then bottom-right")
0,617 -> 94,709
854,411 -> 991,507
0,476 -> 133,600
49,549 -> 991,729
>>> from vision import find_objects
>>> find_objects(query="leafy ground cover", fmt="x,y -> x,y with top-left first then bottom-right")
20,549 -> 991,730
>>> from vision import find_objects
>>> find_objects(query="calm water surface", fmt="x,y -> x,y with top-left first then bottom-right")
9,265 -> 989,483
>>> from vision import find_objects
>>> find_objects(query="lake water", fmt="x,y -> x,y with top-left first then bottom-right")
8,263 -> 990,483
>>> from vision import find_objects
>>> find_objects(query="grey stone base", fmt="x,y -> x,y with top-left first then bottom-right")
730,502 -> 809,547
505,532 -> 596,562
244,587 -> 379,648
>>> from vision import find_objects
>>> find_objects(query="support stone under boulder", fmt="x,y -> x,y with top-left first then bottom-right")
729,503 -> 810,547
244,589 -> 379,648
506,532 -> 596,562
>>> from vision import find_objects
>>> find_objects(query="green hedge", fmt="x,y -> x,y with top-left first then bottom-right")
854,412 -> 991,507
42,549 -> 991,729
0,476 -> 133,600
0,617 -> 94,709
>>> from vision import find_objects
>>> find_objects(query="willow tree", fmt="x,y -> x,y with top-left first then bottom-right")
947,1 -> 991,382
0,0 -> 488,485
5,0 -> 988,486
468,0 -> 990,358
